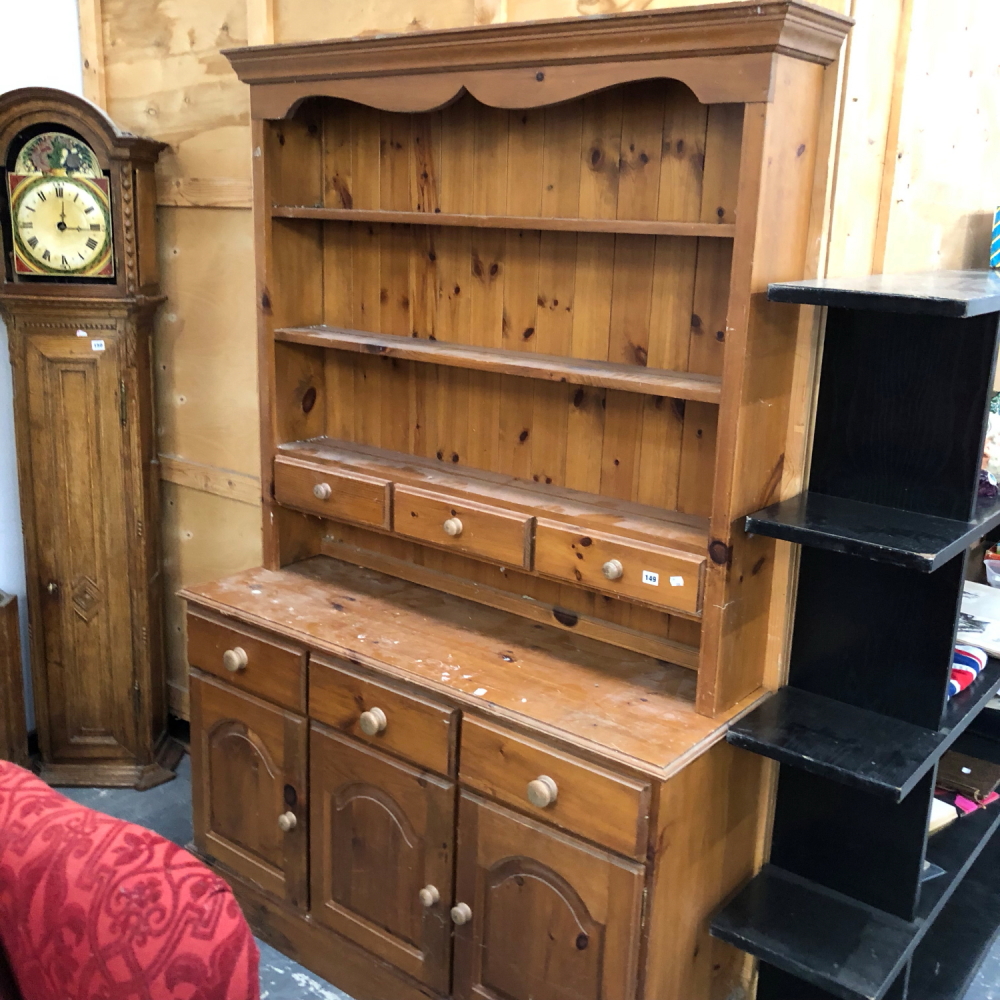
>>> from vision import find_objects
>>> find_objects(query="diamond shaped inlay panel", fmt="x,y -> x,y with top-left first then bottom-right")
70,575 -> 102,623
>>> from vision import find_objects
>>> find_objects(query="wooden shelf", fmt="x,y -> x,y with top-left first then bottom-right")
727,662 -> 1000,802
745,491 -> 1000,572
271,205 -> 737,240
712,798 -> 1000,1000
274,326 -> 723,403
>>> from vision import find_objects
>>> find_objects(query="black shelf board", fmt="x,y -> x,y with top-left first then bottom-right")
727,663 -> 1000,801
744,491 -> 1000,572
710,801 -> 1000,1000
909,824 -> 1000,1000
767,270 -> 1000,318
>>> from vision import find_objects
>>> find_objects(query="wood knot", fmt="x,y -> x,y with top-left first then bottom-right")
708,540 -> 731,565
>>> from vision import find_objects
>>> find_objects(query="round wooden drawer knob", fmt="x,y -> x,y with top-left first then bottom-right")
443,517 -> 463,537
526,775 -> 559,808
419,885 -> 440,908
450,902 -> 472,926
278,811 -> 297,833
222,647 -> 248,673
313,482 -> 332,501
359,707 -> 388,736
602,559 -> 624,581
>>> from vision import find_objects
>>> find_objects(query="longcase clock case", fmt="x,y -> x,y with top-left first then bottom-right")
0,89 -> 178,788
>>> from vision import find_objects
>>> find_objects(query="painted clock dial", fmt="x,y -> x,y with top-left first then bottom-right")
7,131 -> 114,278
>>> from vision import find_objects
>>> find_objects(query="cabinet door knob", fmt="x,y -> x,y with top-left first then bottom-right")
450,902 -> 472,925
442,517 -> 463,537
222,647 -> 248,673
527,775 -> 559,808
46,581 -> 59,596
359,706 -> 387,736
602,559 -> 624,581
419,885 -> 440,908
313,482 -> 332,501
278,811 -> 297,832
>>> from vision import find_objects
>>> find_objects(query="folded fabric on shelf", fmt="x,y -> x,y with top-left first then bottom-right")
948,643 -> 989,698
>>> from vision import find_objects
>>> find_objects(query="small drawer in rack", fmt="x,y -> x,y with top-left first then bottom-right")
460,716 -> 651,859
186,611 -> 306,712
309,655 -> 457,776
393,485 -> 534,569
273,455 -> 391,528
534,519 -> 705,616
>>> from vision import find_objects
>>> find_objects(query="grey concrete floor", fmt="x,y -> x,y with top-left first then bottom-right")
57,756 -> 1000,999
60,754 -> 353,1000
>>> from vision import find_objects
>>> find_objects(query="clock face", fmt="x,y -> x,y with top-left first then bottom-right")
9,173 -> 114,278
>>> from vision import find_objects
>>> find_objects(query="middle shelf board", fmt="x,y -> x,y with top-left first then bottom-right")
271,204 -> 738,241
274,325 -> 723,403
711,799 -> 1000,1000
726,666 -> 1000,802
745,490 -> 1000,572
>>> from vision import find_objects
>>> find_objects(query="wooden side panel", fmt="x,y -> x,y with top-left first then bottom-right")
697,56 -> 831,716
0,594 -> 28,765
644,739 -> 766,1000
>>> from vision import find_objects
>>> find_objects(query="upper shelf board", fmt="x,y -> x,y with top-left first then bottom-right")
223,1 -> 852,116
768,270 -> 1000,319
272,206 -> 736,240
275,326 -> 723,403
745,490 -> 1000,572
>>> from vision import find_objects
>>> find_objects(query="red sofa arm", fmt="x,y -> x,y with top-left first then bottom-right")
0,762 -> 259,1000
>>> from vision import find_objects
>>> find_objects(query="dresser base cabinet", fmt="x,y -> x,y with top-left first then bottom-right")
184,560 -> 766,1000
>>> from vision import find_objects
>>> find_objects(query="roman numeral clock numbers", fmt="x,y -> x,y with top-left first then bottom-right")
10,172 -> 113,278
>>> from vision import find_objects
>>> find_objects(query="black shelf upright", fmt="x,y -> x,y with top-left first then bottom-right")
710,270 -> 1000,1000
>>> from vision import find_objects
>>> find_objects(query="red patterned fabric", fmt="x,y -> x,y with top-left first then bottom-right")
0,762 -> 259,1000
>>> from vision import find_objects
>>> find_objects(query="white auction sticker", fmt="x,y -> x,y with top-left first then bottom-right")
641,570 -> 659,586
91,339 -> 105,352
669,575 -> 685,587
76,329 -> 88,338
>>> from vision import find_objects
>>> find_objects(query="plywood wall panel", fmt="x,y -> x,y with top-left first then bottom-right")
156,206 -> 259,474
274,0 -> 477,44
160,481 -> 262,715
101,0 -> 252,207
879,0 -> 1000,272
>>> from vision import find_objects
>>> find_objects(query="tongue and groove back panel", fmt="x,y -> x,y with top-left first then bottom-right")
243,17 -> 839,716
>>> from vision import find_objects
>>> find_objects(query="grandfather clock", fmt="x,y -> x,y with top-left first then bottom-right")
0,89 -> 178,788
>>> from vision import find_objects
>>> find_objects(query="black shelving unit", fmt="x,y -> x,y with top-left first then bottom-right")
710,270 -> 1000,1000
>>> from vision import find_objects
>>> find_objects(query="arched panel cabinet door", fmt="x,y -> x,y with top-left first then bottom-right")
453,792 -> 645,1000
189,670 -> 309,909
309,722 -> 455,994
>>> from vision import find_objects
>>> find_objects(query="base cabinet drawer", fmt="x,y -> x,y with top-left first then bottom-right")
461,715 -> 651,859
190,671 -> 308,910
310,723 -> 454,994
453,792 -> 644,1000
309,654 -> 457,775
187,611 -> 306,713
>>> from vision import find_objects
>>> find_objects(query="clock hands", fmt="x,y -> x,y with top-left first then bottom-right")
57,199 -> 67,232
